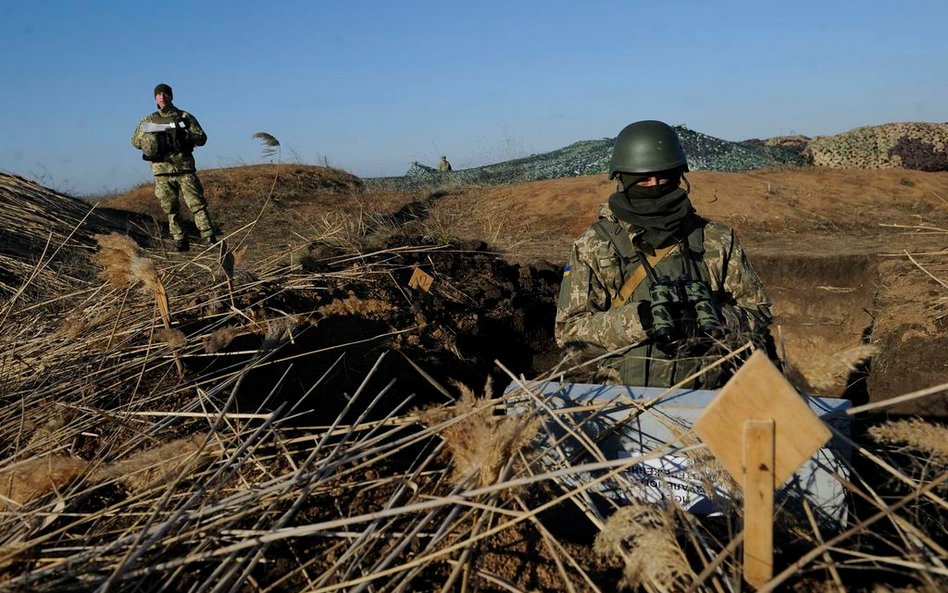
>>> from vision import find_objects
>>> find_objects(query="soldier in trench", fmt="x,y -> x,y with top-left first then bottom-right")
131,83 -> 218,252
555,120 -> 775,388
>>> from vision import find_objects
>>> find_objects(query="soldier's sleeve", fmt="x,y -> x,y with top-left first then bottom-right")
718,227 -> 773,331
184,112 -> 207,147
131,118 -> 144,150
554,236 -> 649,351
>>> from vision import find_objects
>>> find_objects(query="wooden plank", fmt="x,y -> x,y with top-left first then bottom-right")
693,350 -> 831,485
743,419 -> 775,589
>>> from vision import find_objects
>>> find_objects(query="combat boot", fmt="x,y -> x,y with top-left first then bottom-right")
174,237 -> 190,252
203,235 -> 218,247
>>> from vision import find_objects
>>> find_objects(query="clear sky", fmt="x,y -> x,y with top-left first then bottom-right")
1,0 -> 945,196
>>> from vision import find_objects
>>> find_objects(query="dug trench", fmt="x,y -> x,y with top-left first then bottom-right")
191,243 -> 930,424
180,238 -> 565,424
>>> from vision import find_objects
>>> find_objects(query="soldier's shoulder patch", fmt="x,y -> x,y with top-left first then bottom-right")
562,264 -> 571,277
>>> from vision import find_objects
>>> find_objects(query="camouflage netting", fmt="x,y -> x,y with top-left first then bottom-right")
365,127 -> 807,190
676,126 -> 807,171
364,122 -> 947,191
805,122 -> 948,170
742,134 -> 811,157
368,139 -> 615,191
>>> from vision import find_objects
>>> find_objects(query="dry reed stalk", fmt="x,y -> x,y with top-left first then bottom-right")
94,233 -> 171,326
792,343 -> 877,393
3,203 -> 945,592
127,451 -> 673,582
99,435 -> 217,493
0,177 -> 120,321
317,293 -> 395,318
419,380 -> 540,488
594,503 -> 696,592
801,499 -> 845,593
94,232 -> 181,377
831,423 -> 948,511
513,493 -> 600,593
758,471 -> 948,593
906,249 -> 948,290
868,419 -> 948,464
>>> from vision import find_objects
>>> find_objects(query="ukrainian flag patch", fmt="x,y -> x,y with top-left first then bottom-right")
562,264 -> 571,277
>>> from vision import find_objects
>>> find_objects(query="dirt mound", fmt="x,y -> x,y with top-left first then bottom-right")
805,122 -> 948,170
102,164 -> 362,220
0,173 -> 149,300
98,164 -> 392,262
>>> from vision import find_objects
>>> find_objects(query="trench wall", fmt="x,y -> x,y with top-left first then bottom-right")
755,253 -> 948,417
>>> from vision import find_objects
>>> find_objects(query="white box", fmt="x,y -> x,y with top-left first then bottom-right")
506,382 -> 852,526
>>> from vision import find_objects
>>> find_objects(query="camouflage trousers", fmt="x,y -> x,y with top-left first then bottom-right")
153,173 -> 215,240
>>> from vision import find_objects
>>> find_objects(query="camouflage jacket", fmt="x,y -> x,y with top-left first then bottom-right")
555,201 -> 773,355
131,105 -> 207,176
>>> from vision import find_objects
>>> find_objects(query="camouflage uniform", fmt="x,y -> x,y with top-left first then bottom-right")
555,201 -> 773,388
131,105 -> 216,241
438,156 -> 452,173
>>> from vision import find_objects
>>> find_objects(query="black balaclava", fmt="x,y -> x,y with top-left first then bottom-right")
608,169 -> 697,250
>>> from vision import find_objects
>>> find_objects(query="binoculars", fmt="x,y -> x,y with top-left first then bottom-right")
640,253 -> 722,347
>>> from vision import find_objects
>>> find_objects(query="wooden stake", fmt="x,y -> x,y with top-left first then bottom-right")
743,419 -> 775,589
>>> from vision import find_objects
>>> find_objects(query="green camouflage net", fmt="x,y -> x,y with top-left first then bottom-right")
364,126 -> 808,191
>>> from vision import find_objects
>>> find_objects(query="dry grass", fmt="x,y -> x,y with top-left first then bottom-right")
594,503 -> 695,592
0,455 -> 89,507
420,380 -> 540,488
204,326 -> 242,353
317,293 -> 396,318
0,173 -> 150,303
94,232 -> 170,322
0,437 -> 216,508
869,419 -> 948,465
789,343 -> 877,393
101,435 -> 217,493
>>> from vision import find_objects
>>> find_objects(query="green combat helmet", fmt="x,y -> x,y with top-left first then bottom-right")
609,120 -> 689,177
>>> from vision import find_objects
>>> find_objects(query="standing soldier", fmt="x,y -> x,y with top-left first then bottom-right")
132,83 -> 217,252
555,120 -> 775,388
438,155 -> 453,173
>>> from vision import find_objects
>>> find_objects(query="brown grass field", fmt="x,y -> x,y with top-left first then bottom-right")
0,164 -> 945,592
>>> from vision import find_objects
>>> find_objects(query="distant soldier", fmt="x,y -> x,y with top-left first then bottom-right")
438,155 -> 453,173
555,120 -> 775,388
132,83 -> 217,252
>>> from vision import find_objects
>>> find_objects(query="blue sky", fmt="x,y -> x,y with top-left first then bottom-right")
1,0 -> 945,196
